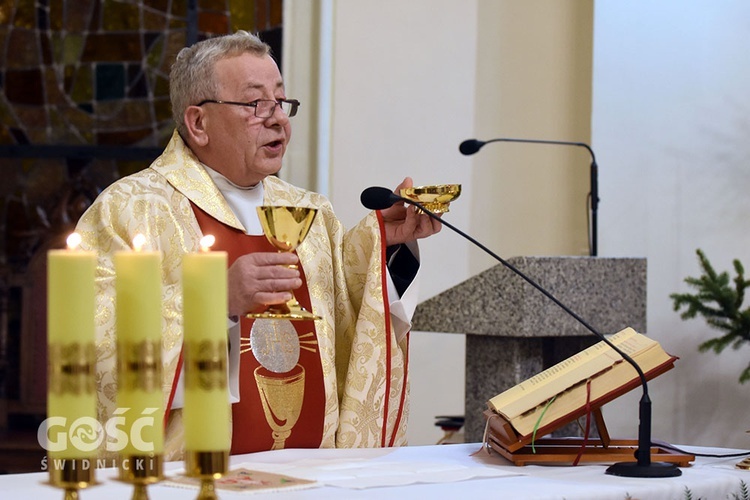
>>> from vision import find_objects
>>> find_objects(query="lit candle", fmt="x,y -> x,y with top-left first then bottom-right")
182,235 -> 231,452
47,233 -> 97,460
115,234 -> 164,458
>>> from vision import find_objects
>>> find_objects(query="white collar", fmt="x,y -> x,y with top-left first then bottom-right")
202,165 -> 265,235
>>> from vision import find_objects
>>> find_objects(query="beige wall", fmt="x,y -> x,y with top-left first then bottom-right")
284,0 -> 593,445
471,1 -> 592,272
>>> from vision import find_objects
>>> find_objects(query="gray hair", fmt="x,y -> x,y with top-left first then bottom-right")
170,31 -> 271,138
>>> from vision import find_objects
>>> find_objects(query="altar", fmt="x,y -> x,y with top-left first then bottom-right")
3,443 -> 749,499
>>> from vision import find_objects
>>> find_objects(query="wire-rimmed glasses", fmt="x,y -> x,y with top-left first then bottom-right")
197,98 -> 300,118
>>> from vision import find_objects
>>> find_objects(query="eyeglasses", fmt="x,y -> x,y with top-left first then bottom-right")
196,98 -> 300,118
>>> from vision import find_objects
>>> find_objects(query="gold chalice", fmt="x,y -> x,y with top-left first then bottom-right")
254,364 -> 305,450
400,184 -> 461,213
247,206 -> 321,321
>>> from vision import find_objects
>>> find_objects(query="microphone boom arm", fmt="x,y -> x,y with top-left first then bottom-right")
406,196 -> 641,386
389,194 -> 677,476
463,137 -> 600,257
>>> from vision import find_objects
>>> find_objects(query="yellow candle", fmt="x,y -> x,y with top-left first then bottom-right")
182,236 -> 231,452
115,234 -> 164,457
47,233 -> 97,460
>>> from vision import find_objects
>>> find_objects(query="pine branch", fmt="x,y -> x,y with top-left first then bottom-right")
670,249 -> 750,384
731,480 -> 750,500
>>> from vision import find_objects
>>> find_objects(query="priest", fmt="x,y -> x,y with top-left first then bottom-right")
75,30 -> 441,459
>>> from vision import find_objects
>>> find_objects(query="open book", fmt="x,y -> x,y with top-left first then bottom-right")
487,327 -> 677,437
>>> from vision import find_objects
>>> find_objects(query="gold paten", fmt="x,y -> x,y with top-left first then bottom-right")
400,184 -> 461,213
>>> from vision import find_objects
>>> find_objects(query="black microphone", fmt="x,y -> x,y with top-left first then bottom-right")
459,137 -> 599,257
361,186 -> 680,478
360,186 -> 402,210
458,139 -> 484,155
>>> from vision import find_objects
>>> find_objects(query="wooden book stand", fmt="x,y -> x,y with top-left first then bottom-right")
480,333 -> 693,467
482,407 -> 694,467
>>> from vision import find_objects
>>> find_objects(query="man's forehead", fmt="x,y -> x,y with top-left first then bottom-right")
241,80 -> 284,91
215,54 -> 284,89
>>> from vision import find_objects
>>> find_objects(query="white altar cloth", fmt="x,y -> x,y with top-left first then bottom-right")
3,443 -> 749,499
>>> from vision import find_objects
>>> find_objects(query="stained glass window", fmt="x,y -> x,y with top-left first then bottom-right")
0,0 -> 283,446
0,0 -> 282,266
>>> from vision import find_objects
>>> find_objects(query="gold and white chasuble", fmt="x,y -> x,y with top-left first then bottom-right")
75,131 -> 410,460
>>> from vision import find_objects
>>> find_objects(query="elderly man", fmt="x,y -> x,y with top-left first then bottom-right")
76,31 -> 440,459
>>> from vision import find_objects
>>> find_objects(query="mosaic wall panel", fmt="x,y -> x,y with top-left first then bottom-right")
0,0 -> 283,269
0,0 -> 283,428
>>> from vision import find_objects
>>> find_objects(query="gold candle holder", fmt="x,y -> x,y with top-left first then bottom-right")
186,450 -> 229,500
116,338 -> 164,499
118,453 -> 164,499
115,239 -> 165,499
182,338 -> 230,499
46,342 -> 98,500
47,236 -> 98,500
48,458 -> 96,500
182,238 -> 231,499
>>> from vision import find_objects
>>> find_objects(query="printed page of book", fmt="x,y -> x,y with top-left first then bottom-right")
488,328 -> 655,420
506,342 -> 674,436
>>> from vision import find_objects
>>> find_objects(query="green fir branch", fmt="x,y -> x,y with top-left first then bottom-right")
683,485 -> 697,500
670,249 -> 750,384
731,480 -> 750,500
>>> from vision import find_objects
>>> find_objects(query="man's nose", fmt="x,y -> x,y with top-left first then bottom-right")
265,104 -> 289,125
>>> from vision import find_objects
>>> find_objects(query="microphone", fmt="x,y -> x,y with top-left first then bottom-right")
458,139 -> 484,155
459,137 -> 599,257
360,186 -> 402,210
361,186 -> 680,478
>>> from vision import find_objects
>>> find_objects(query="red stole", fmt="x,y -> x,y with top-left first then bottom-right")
191,204 -> 325,454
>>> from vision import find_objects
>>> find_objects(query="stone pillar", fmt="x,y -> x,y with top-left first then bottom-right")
411,257 -> 647,442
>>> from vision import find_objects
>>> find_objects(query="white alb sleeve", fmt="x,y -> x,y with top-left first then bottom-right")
386,241 -> 420,342
170,317 -> 240,409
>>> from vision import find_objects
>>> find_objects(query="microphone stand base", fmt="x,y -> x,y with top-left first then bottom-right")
606,461 -> 682,478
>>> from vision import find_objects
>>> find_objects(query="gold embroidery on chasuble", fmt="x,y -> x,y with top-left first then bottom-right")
76,131 -> 408,458
262,176 -> 410,449
191,204 -> 327,454
75,132 -> 227,460
335,212 -> 410,449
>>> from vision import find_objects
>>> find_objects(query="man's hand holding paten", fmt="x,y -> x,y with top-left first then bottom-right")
380,176 -> 442,246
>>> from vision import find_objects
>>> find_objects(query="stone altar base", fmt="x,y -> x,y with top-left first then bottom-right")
411,256 -> 647,442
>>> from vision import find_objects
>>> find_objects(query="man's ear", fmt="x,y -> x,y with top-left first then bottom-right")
183,106 -> 209,147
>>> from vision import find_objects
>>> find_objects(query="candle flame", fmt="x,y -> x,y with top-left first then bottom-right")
66,232 -> 82,250
200,235 -> 215,252
133,234 -> 146,252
